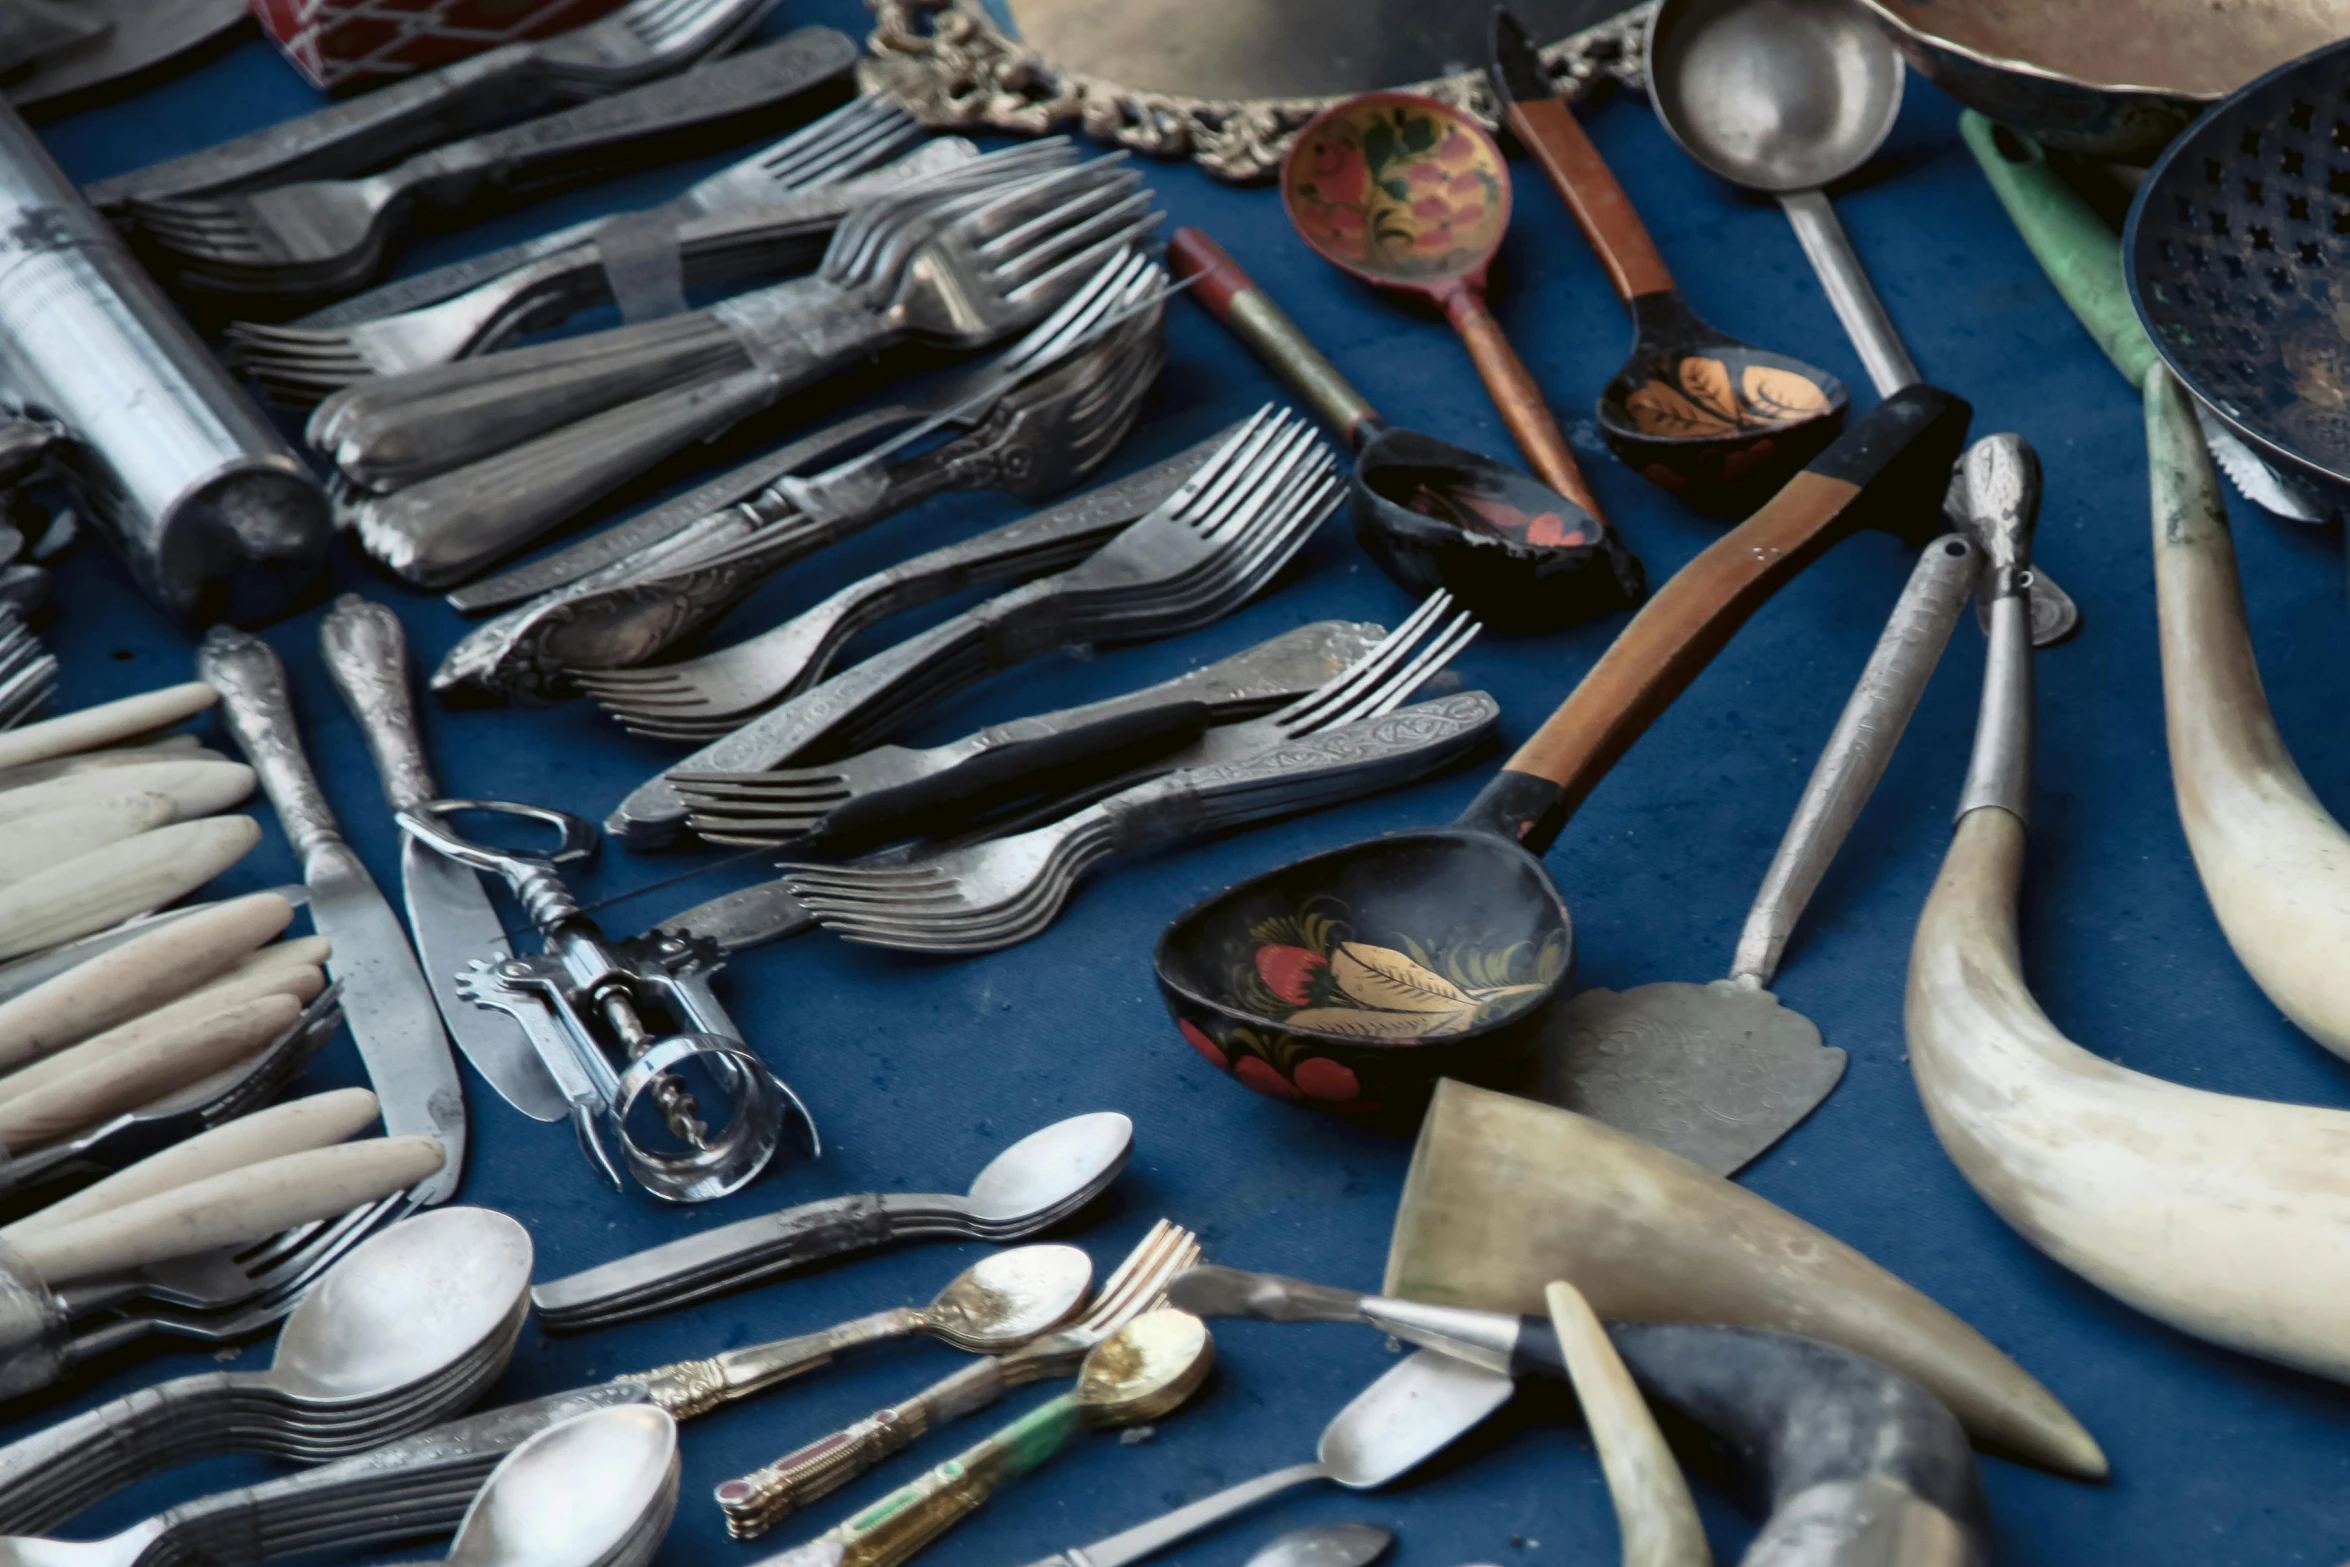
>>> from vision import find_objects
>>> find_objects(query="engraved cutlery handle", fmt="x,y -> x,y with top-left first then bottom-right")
320,596 -> 434,810
85,43 -> 551,212
718,1355 -> 1012,1536
0,1370 -> 242,1534
636,1307 -> 925,1417
1102,694 -> 1501,853
196,628 -> 342,857
393,34 -> 853,213
778,1402 -> 1066,1567
1728,535 -> 1976,988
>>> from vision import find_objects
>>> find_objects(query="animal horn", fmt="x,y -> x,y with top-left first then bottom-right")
1385,1078 -> 2104,1479
2146,367 -> 2350,1056
1545,1281 -> 1711,1567
1907,368 -> 2350,1393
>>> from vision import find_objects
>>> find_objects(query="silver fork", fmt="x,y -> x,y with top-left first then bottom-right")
778,598 -> 1480,932
716,1219 -> 1202,1536
604,405 -> 1342,845
84,0 -> 810,213
309,148 -> 1145,494
666,610 -> 1432,843
127,30 -> 860,301
434,257 -> 1170,698
221,104 -> 945,404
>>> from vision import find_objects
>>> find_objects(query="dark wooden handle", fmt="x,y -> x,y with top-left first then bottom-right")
1504,98 -> 1675,304
1460,385 -> 1973,851
1443,291 -> 1606,521
1167,227 -> 1382,445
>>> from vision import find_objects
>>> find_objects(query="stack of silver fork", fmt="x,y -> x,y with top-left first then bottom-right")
310,145 -> 1157,588
431,251 -> 1174,701
775,595 -> 1493,953
88,0 -> 809,214
0,609 -> 52,732
222,98 -> 945,405
605,405 -> 1345,846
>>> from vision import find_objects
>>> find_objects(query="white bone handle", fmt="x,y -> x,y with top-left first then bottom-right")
0,992 -> 300,1153
0,684 -> 217,773
0,817 -> 262,961
0,891 -> 291,1072
3,1087 -> 381,1240
0,797 -> 178,887
0,761 -> 255,827
0,962 -> 322,1109
0,734 -> 213,794
12,1135 -> 443,1284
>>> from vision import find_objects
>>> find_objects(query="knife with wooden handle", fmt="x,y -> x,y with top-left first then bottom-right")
0,891 -> 293,1072
321,596 -> 565,1122
7,1135 -> 445,1285
197,627 -> 465,1207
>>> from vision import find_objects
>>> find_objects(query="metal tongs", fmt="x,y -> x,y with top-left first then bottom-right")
396,800 -> 809,1202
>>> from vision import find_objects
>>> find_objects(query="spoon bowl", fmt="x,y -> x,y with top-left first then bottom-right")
963,1110 -> 1134,1226
1318,1350 -> 1518,1484
1280,94 -> 1621,544
1646,0 -> 1903,193
1076,1308 -> 1215,1422
273,1207 -> 535,1402
444,1405 -> 680,1567
1246,1524 -> 1393,1567
1156,828 -> 1568,1118
929,1245 -> 1094,1350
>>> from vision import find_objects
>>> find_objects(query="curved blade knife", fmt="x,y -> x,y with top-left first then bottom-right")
197,625 -> 466,1203
319,595 -> 568,1123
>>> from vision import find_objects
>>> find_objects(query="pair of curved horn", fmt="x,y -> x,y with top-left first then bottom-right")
1905,368 -> 2350,1384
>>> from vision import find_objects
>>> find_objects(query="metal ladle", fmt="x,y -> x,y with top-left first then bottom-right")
1646,0 -> 2080,642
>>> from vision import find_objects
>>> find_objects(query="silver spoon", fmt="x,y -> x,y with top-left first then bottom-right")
391,1405 -> 680,1567
530,1112 -> 1133,1329
1011,1351 -> 1510,1567
1647,0 -> 2080,643
621,1245 -> 1093,1408
0,1207 -> 533,1533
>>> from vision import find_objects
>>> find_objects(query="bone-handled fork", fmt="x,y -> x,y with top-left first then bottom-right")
128,30 -> 863,299
674,600 -> 1463,844
715,1220 -> 1201,1538
85,0 -> 819,214
309,153 -> 1153,491
604,406 -> 1341,846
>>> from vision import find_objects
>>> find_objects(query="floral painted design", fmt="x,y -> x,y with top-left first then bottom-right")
1287,100 -> 1507,282
1238,904 -> 1563,1042
1624,355 -> 1833,440
1394,475 -> 1591,550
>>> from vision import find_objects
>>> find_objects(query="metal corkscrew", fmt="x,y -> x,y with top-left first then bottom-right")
397,799 -> 812,1202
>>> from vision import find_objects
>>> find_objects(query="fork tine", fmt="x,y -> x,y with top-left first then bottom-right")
1272,591 -> 1454,733
988,196 -> 1158,300
1079,1219 -> 1184,1333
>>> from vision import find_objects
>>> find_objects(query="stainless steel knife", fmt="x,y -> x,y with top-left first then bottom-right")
319,595 -> 568,1123
197,626 -> 465,1204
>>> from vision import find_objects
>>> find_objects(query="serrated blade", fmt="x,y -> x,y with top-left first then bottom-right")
2193,401 -> 2336,523
403,838 -> 567,1122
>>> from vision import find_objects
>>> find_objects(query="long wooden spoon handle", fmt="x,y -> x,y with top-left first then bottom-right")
1444,292 -> 1605,520
12,1135 -> 443,1285
1166,227 -> 1383,445
1462,385 -> 1972,852
1502,99 -> 1674,304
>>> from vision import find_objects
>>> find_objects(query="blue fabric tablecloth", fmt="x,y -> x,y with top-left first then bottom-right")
21,8 -> 2350,1564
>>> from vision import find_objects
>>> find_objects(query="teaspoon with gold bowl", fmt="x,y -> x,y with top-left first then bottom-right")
756,1310 -> 1214,1567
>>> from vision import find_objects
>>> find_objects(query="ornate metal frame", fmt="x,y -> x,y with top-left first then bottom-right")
860,0 -> 1656,181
